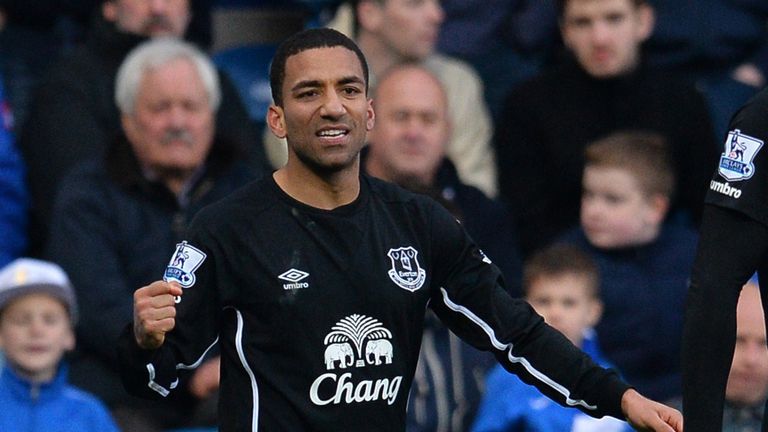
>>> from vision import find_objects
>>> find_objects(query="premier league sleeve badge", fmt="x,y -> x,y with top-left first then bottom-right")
164,241 -> 207,288
719,129 -> 764,182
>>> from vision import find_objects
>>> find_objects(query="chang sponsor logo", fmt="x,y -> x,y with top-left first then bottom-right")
309,314 -> 402,406
710,180 -> 742,199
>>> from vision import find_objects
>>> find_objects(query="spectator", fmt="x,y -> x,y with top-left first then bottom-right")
46,38 -> 255,432
559,131 -> 697,402
364,63 -> 522,288
0,258 -> 119,432
19,0 -> 269,256
472,243 -> 631,432
495,0 -> 717,255
0,78 -> 26,268
722,277 -> 768,431
362,63 -> 522,431
313,0 -> 498,198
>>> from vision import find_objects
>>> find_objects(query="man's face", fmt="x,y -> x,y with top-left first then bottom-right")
267,46 -> 374,174
103,0 -> 190,38
362,0 -> 444,61
122,58 -> 215,177
726,283 -> 768,406
367,68 -> 449,188
0,293 -> 74,383
561,0 -> 653,78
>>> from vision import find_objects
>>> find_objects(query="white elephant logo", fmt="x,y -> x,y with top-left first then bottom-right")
365,339 -> 393,365
324,342 -> 354,370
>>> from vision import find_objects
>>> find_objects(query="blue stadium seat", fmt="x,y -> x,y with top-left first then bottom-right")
214,44 -> 277,125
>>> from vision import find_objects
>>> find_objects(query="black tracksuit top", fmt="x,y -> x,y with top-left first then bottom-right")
683,86 -> 768,431
119,174 -> 629,431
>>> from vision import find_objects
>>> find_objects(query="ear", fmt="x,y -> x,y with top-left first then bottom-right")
357,0 -> 384,33
586,299 -> 604,328
102,1 -> 117,22
365,98 -> 375,132
62,325 -> 76,352
646,193 -> 669,225
267,104 -> 287,139
635,3 -> 655,42
121,114 -> 138,143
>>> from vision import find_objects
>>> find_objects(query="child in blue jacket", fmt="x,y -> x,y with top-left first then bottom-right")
472,244 -> 632,432
0,258 -> 119,432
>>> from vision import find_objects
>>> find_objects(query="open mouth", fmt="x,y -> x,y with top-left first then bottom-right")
317,129 -> 349,138
316,128 -> 350,145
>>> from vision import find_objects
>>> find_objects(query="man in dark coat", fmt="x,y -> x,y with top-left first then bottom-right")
46,38 -> 257,432
20,0 -> 270,255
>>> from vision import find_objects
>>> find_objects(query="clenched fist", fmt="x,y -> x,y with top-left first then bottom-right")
133,280 -> 183,350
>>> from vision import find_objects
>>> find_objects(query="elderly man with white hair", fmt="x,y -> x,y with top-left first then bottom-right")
45,38 -> 257,432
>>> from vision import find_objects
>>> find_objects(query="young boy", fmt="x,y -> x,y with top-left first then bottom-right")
0,258 -> 119,432
559,131 -> 698,403
471,243 -> 631,432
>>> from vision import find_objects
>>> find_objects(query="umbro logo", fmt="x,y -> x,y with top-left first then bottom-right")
279,268 -> 309,290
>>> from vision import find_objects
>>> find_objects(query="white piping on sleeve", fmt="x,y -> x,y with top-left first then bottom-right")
176,337 -> 220,370
144,336 -> 219,397
146,363 -> 172,397
439,287 -> 597,411
230,307 -> 260,431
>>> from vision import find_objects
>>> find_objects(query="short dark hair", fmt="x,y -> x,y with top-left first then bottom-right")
523,243 -> 599,298
269,27 -> 369,107
584,130 -> 675,199
556,0 -> 647,18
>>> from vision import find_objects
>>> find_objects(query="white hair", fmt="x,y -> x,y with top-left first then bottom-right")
115,37 -> 221,114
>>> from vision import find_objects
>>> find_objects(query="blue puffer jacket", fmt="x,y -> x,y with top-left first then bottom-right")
471,336 -> 633,432
0,364 -> 119,432
0,80 -> 27,268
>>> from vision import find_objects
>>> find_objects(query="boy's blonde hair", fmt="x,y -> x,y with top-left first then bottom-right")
584,131 -> 675,199
523,243 -> 599,298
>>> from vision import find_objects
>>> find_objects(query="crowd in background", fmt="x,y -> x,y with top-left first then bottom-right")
1,0 -> 767,431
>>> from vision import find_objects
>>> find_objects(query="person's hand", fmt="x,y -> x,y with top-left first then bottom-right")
133,280 -> 182,350
189,356 -> 221,399
621,389 -> 683,431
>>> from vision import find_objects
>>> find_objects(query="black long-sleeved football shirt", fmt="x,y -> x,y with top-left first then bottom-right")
683,86 -> 768,431
119,174 -> 629,431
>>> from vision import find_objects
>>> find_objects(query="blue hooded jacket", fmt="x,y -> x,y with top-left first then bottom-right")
0,364 -> 119,432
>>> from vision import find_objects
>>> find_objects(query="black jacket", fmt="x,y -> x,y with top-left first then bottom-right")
118,174 -> 629,431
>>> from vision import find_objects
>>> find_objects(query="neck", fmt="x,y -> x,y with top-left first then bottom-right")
365,156 -> 433,191
274,157 -> 361,210
142,165 -> 200,199
11,363 -> 57,385
357,32 -> 407,79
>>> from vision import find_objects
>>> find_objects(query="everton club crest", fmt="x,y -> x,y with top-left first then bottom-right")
387,246 -> 426,292
719,129 -> 763,182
